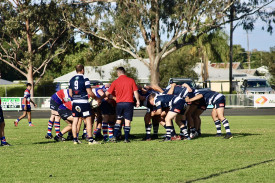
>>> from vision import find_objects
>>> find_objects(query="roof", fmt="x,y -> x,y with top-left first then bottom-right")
193,62 -> 257,82
0,79 -> 14,85
54,59 -> 150,83
210,62 -> 242,69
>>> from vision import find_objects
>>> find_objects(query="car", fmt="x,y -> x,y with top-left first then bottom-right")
90,80 -> 103,87
168,78 -> 197,88
240,78 -> 274,95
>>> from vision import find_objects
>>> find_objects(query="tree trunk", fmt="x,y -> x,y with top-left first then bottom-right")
146,43 -> 160,86
26,18 -> 34,97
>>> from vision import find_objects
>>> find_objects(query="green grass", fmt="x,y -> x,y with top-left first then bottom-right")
1,115 -> 275,183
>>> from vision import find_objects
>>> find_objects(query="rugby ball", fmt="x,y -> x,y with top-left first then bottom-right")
89,98 -> 99,109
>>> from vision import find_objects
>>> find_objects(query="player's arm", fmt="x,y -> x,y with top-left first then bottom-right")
30,99 -> 37,107
134,90 -> 140,107
151,108 -> 162,116
167,83 -> 176,95
23,97 -> 27,110
150,84 -> 164,93
69,89 -> 73,98
185,94 -> 203,103
182,83 -> 193,92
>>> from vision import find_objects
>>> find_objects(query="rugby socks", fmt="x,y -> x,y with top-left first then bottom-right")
124,126 -> 131,141
181,120 -> 189,138
47,120 -> 53,135
108,122 -> 114,139
145,124 -> 152,139
54,121 -> 60,135
113,123 -> 121,138
165,126 -> 173,140
222,118 -> 231,135
214,120 -> 222,135
16,119 -> 20,123
1,136 -> 7,145
102,122 -> 108,140
68,131 -> 73,137
96,128 -> 102,136
153,123 -> 159,135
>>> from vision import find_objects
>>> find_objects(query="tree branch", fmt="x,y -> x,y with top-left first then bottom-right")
0,57 -> 27,77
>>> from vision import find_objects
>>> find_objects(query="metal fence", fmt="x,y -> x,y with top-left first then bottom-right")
1,94 -> 275,111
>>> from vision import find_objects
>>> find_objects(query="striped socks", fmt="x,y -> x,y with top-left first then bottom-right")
54,121 -> 60,135
214,120 -> 222,135
47,120 -> 53,135
222,118 -> 231,135
102,122 -> 108,140
145,124 -> 152,139
108,122 -> 114,139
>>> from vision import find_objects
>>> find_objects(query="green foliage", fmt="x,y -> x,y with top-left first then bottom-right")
109,62 -> 139,83
0,85 -> 25,97
159,46 -> 198,87
233,45 -> 247,63
1,116 -> 275,182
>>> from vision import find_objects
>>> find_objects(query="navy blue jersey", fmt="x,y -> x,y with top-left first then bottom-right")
194,89 -> 223,106
69,74 -> 91,102
154,94 -> 175,110
163,86 -> 193,98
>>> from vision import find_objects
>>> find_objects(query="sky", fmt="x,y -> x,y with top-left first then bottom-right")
225,21 -> 275,52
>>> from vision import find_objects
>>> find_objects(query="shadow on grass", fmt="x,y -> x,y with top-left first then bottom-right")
199,132 -> 261,138
32,141 -> 57,144
184,159 -> 275,183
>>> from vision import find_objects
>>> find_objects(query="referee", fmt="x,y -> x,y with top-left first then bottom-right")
105,67 -> 140,143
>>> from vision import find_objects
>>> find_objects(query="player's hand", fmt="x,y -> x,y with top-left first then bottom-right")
170,83 -> 176,87
34,103 -> 37,108
96,98 -> 102,106
185,97 -> 190,102
136,101 -> 140,108
24,106 -> 27,110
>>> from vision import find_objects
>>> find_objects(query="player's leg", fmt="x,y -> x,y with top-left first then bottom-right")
144,112 -> 152,140
164,111 -> 178,141
122,103 -> 134,143
211,108 -> 222,136
102,114 -> 109,141
186,104 -> 198,138
27,110 -> 34,126
14,105 -> 28,126
0,108 -> 10,146
152,115 -> 160,139
216,107 -> 232,139
53,114 -> 61,136
45,111 -> 56,139
193,108 -> 204,137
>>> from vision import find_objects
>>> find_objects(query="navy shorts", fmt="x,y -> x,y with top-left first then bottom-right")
50,98 -> 61,111
58,108 -> 72,121
22,105 -> 31,112
116,102 -> 134,121
169,98 -> 187,115
197,99 -> 207,111
100,100 -> 115,115
213,96 -> 226,109
72,102 -> 91,117
0,107 -> 4,123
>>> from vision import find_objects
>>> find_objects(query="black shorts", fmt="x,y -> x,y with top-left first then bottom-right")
213,96 -> 226,109
197,99 -> 207,111
72,102 -> 91,117
50,98 -> 60,111
169,97 -> 187,115
116,102 -> 134,121
58,108 -> 72,121
22,105 -> 31,112
100,100 -> 115,115
0,107 -> 4,123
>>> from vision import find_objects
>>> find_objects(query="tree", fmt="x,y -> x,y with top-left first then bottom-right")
191,30 -> 229,83
0,0 -> 72,96
63,0 -> 274,86
109,62 -> 139,83
159,46 -> 198,87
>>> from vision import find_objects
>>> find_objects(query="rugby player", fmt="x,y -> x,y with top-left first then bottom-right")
148,93 -> 189,141
45,89 -> 71,139
69,64 -> 101,145
185,90 -> 233,139
14,83 -> 37,127
0,97 -> 11,146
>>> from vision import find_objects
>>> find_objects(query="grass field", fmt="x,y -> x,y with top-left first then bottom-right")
1,115 -> 275,183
